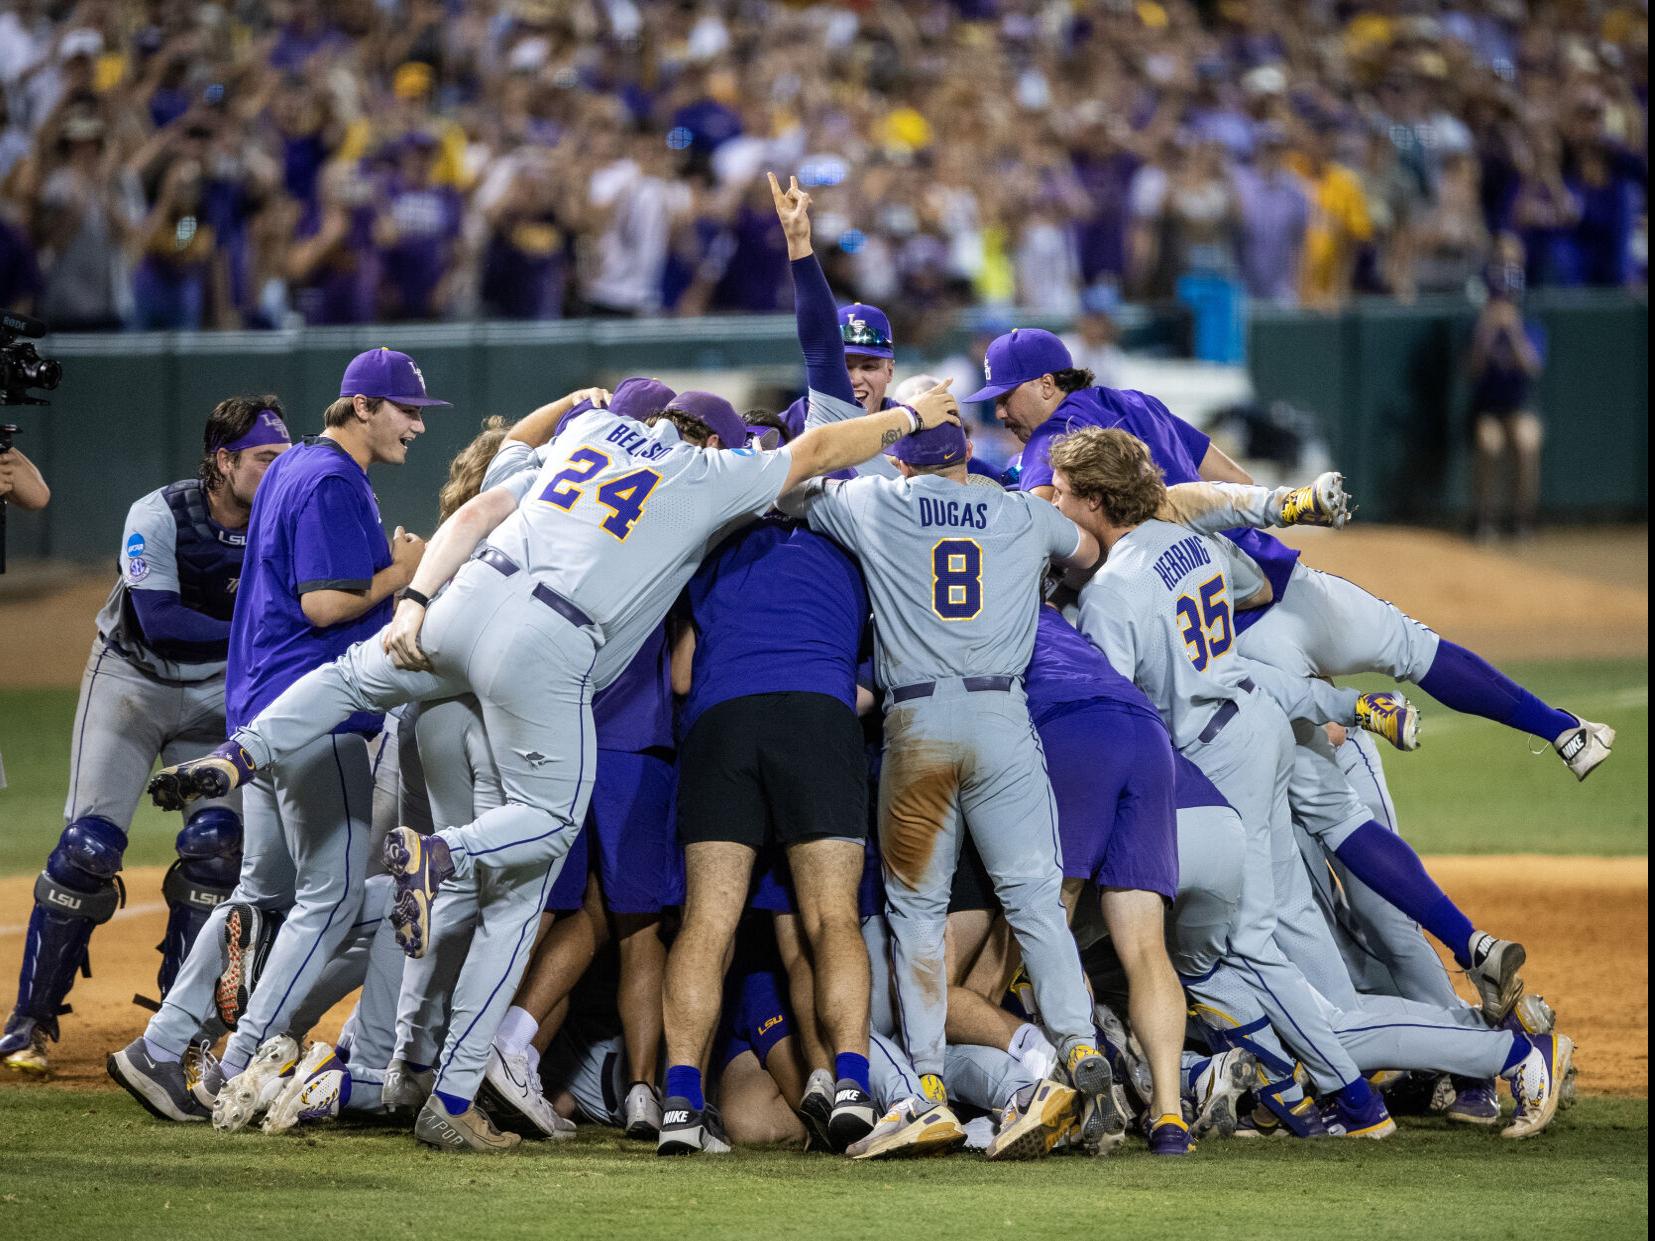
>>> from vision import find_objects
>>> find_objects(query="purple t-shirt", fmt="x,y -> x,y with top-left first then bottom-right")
592,623 -> 673,753
682,518 -> 868,736
1024,605 -> 1160,725
1020,386 -> 1300,626
226,437 -> 391,735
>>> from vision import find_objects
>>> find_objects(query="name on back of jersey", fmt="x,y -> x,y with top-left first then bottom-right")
604,422 -> 671,461
1151,534 -> 1212,591
918,497 -> 990,529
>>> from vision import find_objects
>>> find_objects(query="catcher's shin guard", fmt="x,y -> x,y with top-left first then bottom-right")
152,809 -> 243,1002
8,817 -> 127,1038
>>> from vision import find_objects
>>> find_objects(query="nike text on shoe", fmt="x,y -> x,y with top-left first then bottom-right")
415,1096 -> 521,1153
828,1081 -> 879,1152
1355,691 -> 1421,751
656,1097 -> 731,1156
107,1037 -> 205,1123
1554,718 -> 1615,782
1468,937 -> 1527,1024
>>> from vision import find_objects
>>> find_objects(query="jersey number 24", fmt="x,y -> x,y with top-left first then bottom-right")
538,447 -> 660,541
1175,575 -> 1232,671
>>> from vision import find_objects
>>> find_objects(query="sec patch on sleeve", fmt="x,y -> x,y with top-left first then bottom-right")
126,555 -> 150,583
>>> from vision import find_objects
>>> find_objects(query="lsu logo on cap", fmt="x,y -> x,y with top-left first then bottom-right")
983,357 -> 992,381
411,362 -> 428,394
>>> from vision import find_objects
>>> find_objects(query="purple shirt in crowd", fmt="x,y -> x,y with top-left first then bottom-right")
1232,166 -> 1309,302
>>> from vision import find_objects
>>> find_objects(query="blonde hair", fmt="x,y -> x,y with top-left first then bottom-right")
439,417 -> 511,522
1047,426 -> 1167,527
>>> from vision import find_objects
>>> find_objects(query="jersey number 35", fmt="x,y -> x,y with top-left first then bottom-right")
1175,575 -> 1232,671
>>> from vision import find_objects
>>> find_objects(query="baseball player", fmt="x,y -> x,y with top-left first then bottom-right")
779,410 -> 1122,1159
1050,426 -> 1574,1141
982,329 -> 1549,1017
981,326 -> 1613,780
143,379 -> 965,1152
0,397 -> 290,1076
110,349 -> 437,1125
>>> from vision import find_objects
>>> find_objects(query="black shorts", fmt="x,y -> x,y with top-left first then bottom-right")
678,692 -> 868,850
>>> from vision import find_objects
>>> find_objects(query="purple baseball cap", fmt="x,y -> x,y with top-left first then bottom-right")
886,421 -> 968,468
339,347 -> 452,408
746,424 -> 783,450
839,303 -> 895,359
557,376 -> 678,436
664,390 -> 749,449
780,395 -> 807,441
961,328 -> 1072,403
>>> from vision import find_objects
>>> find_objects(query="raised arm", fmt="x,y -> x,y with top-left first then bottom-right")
770,172 -> 857,406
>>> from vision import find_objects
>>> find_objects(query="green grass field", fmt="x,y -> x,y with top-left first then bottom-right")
1,657 -> 1646,875
0,1088 -> 1645,1241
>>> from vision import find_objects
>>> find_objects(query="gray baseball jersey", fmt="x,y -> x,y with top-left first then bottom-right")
804,390 -> 900,478
795,472 -> 1082,688
483,409 -> 792,688
1078,519 -> 1267,749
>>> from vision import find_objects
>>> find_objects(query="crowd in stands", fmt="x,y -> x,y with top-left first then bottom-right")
0,0 -> 1645,334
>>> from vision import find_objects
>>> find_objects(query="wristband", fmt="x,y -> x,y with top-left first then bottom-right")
402,587 -> 432,609
898,403 -> 923,435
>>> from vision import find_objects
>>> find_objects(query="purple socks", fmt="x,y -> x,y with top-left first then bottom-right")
1335,822 -> 1477,967
1418,641 -> 1575,742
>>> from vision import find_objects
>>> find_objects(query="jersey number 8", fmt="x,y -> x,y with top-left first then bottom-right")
932,538 -> 983,621
539,447 -> 661,541
1175,575 -> 1232,671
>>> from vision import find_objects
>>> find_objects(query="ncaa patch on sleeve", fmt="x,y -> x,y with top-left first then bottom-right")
126,532 -> 147,559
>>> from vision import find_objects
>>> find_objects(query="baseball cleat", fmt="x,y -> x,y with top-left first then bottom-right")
262,1042 -> 352,1134
1443,1077 -> 1502,1126
383,828 -> 452,959
849,1098 -> 968,1160
1468,937 -> 1527,1024
184,1039 -> 224,1108
213,1034 -> 300,1132
415,1096 -> 521,1153
624,1080 -> 663,1140
148,746 -> 253,811
1,1018 -> 49,1076
382,1059 -> 435,1115
1502,1034 -> 1573,1139
478,1046 -> 574,1140
828,1080 -> 879,1152
1504,993 -> 1556,1038
796,1068 -> 834,1151
1148,1113 -> 1194,1155
1554,718 -> 1615,782
1067,1044 -> 1127,1156
1323,1089 -> 1397,1139
1279,471 -> 1350,528
656,1097 -> 732,1156
1239,1091 -> 1329,1139
107,1037 -> 206,1123
985,1079 -> 1079,1161
1354,691 -> 1421,751
1190,1049 -> 1256,1139
214,902 -> 263,1031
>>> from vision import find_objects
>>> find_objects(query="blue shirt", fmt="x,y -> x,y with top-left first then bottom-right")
682,517 -> 868,735
1020,386 -> 1300,626
226,437 -> 392,734
593,623 -> 673,753
1024,605 -> 1160,725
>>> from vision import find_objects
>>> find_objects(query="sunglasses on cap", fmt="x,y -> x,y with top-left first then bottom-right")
841,320 -> 892,350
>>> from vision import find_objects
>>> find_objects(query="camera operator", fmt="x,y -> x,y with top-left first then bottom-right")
0,440 -> 48,509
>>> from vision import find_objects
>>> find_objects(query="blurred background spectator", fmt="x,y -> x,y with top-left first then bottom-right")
0,0 -> 1642,334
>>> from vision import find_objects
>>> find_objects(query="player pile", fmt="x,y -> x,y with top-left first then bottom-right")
2,175 -> 1606,1159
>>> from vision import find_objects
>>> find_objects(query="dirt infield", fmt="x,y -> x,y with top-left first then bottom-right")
1,526 -> 1646,689
0,856 -> 1644,1097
